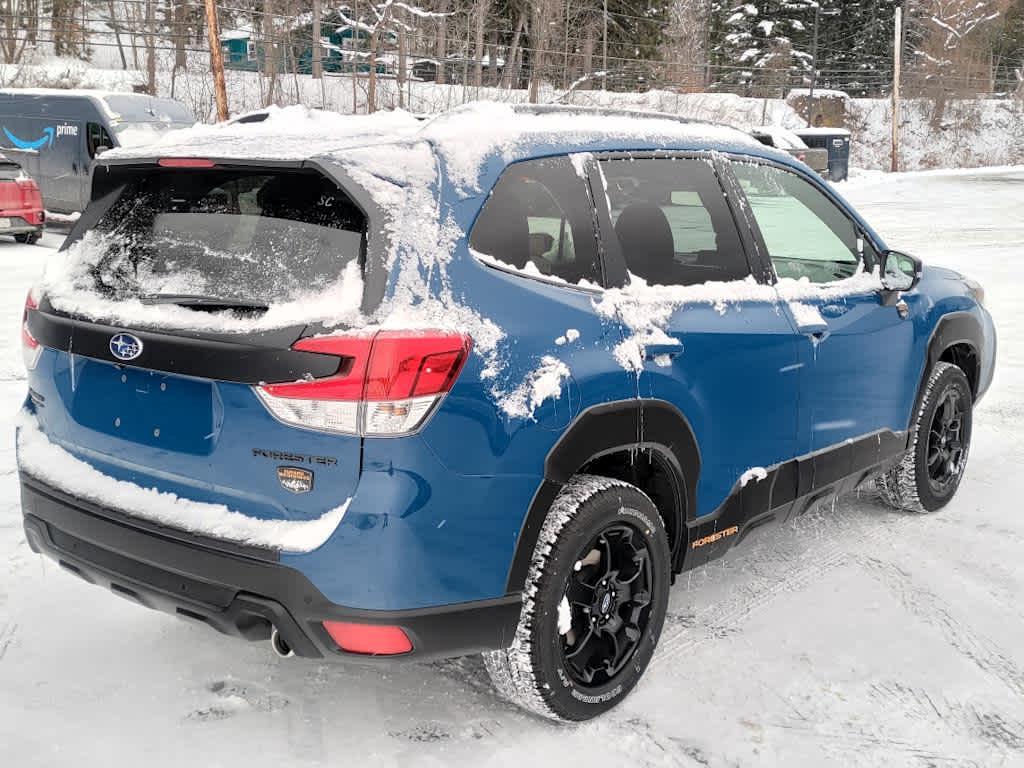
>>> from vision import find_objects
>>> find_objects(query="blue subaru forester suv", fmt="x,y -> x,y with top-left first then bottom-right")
17,104 -> 995,721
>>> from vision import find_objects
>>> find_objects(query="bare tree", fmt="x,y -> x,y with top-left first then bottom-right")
0,0 -> 40,64
502,5 -> 527,89
145,0 -> 156,94
434,0 -> 448,84
105,0 -> 129,69
472,0 -> 491,87
262,0 -> 280,106
52,0 -> 88,59
342,1 -> 450,112
910,0 -> 1002,119
173,0 -> 189,72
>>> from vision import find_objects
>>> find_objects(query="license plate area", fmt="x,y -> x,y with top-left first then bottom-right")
70,361 -> 219,455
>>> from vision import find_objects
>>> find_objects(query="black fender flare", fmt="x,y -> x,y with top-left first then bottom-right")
913,311 -> 985,424
504,399 -> 700,593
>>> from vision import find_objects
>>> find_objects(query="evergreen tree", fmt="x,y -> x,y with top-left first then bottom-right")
709,0 -> 818,94
815,0 -> 901,96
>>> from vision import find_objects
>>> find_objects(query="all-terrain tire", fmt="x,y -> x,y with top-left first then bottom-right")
876,362 -> 973,513
484,474 -> 671,721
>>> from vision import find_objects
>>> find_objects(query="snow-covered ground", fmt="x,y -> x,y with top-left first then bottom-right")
1,168 -> 1023,766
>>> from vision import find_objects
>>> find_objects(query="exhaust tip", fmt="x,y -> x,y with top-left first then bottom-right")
270,626 -> 294,659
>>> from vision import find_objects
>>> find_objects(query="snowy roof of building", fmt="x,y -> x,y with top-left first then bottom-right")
99,102 -> 786,191
219,27 -> 252,41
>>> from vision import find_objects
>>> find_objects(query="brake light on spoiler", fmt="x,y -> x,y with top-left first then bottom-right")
158,158 -> 216,168
255,331 -> 472,437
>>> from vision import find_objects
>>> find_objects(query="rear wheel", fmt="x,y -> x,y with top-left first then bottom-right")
876,362 -> 973,513
484,475 -> 670,721
15,232 -> 40,245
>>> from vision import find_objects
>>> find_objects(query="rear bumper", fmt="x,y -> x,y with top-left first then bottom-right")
19,475 -> 522,663
0,213 -> 42,233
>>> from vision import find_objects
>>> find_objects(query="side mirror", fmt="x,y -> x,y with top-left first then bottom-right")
880,249 -> 922,293
95,145 -> 111,156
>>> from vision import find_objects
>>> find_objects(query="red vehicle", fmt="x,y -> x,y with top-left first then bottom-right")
0,153 -> 43,244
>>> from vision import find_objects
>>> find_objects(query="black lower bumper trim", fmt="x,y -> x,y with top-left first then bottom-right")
20,476 -> 522,663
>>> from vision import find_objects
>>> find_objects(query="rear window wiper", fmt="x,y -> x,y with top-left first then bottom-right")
139,293 -> 270,314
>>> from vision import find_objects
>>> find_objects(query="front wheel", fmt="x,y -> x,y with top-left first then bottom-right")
484,475 -> 671,721
15,232 -> 40,245
876,362 -> 973,513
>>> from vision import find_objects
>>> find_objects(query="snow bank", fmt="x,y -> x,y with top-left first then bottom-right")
15,412 -> 347,552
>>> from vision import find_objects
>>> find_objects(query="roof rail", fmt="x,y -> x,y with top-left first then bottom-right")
502,103 -> 738,132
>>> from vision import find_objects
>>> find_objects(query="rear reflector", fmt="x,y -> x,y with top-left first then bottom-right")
22,291 -> 41,371
322,621 -> 413,656
256,331 -> 471,436
158,158 -> 215,168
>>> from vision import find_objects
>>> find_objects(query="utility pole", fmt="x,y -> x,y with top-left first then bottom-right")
312,0 -> 323,78
891,5 -> 902,172
602,0 -> 608,91
203,0 -> 230,120
806,2 -> 820,127
145,0 -> 156,95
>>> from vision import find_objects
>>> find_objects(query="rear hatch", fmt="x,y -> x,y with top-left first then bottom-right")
23,163 -> 370,543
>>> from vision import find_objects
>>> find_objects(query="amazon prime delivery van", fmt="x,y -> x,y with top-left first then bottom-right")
0,89 -> 194,213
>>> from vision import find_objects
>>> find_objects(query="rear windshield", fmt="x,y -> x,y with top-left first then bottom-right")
0,161 -> 21,180
89,169 -> 366,305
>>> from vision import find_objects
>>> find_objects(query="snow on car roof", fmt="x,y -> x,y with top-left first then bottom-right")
100,102 -> 779,190
101,104 -> 424,163
416,102 -> 770,191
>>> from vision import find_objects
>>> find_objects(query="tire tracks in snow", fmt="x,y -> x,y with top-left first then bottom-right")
858,556 -> 1024,704
0,621 -> 17,662
647,487 -> 1024,761
867,680 -> 1024,753
653,493 -> 897,668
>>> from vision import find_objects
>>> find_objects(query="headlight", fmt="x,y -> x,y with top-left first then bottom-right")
964,277 -> 985,307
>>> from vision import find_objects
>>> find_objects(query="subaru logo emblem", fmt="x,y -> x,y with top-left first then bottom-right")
109,332 -> 143,362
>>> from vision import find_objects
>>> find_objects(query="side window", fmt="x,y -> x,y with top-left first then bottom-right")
86,122 -> 113,158
469,156 -> 603,286
600,157 -> 749,286
731,162 -> 870,283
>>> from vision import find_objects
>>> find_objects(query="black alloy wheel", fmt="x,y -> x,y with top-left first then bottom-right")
560,523 -> 653,688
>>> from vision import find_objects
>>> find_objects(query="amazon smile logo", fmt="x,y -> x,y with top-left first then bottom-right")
2,123 -> 78,151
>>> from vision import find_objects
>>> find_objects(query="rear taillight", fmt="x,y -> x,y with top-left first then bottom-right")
322,621 -> 412,655
256,331 -> 472,436
22,291 -> 41,371
15,178 -> 43,223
